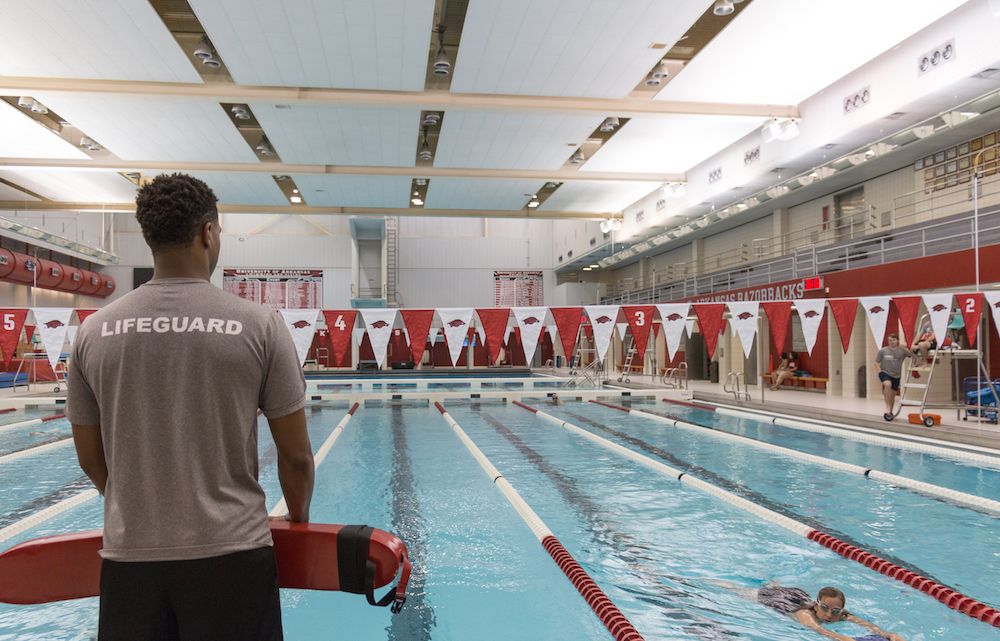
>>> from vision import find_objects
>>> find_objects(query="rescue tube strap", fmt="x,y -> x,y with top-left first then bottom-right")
337,524 -> 406,611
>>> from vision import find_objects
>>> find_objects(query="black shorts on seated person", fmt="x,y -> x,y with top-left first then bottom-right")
878,371 -> 900,391
98,546 -> 282,641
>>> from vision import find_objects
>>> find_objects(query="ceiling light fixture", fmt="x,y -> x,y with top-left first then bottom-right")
650,61 -> 670,80
527,194 -> 540,209
230,105 -> 251,120
418,128 -> 433,161
79,136 -> 102,151
600,220 -> 611,233
912,124 -> 936,139
289,195 -> 303,204
570,149 -> 586,164
589,264 -> 599,268
255,137 -> 275,156
671,183 -> 686,198
432,25 -> 451,77
17,96 -> 34,109
644,73 -> 662,87
599,117 -> 620,133
193,36 -> 222,68
28,99 -> 48,114
766,185 -> 789,199
761,118 -> 800,143
422,112 -> 441,127
713,0 -> 735,16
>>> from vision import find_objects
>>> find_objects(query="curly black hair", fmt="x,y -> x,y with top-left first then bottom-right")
135,173 -> 219,252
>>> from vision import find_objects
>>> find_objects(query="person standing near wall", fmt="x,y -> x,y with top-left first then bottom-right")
66,173 -> 315,641
875,333 -> 913,422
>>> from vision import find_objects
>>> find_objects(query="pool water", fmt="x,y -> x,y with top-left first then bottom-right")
1,399 -> 998,640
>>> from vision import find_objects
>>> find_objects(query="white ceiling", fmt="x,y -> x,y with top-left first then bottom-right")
0,0 -> 201,82
583,115 -> 765,174
0,102 -> 90,160
658,0 -> 970,105
424,178 -> 546,210
291,174 -> 411,208
190,0 -> 435,90
0,169 -> 137,202
452,0 -> 713,98
33,95 -> 259,163
0,182 -> 40,202
539,180 -> 660,213
435,111 -> 603,170
146,171 -> 290,206
252,104 -> 420,166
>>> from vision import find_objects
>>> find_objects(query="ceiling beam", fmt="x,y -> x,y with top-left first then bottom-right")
0,77 -> 799,120
0,157 -> 680,183
0,201 -> 611,220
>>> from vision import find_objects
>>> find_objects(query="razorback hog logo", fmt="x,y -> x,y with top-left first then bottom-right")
666,313 -> 683,322
736,312 -> 754,320
44,320 -> 64,329
594,315 -> 612,324
447,319 -> 466,328
803,310 -> 820,318
868,306 -> 885,314
522,316 -> 540,325
291,320 -> 312,329
931,304 -> 948,312
994,300 -> 1000,309
369,320 -> 390,329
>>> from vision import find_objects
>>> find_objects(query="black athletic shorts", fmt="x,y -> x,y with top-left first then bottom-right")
878,371 -> 900,391
98,546 -> 282,641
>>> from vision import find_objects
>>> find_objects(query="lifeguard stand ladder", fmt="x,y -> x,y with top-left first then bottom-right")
617,336 -> 637,384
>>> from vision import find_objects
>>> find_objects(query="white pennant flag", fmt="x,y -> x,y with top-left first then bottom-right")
616,322 -> 629,341
685,318 -> 696,339
427,326 -> 439,346
986,291 -> 1000,342
860,296 -> 892,348
475,324 -> 486,347
546,324 -> 560,355
437,308 -> 474,366
66,326 -> 79,347
794,299 -> 827,356
727,302 -> 759,359
921,294 -> 953,349
361,309 -> 398,369
279,309 -> 320,366
353,327 -> 366,345
513,307 -> 548,364
32,308 -> 73,371
504,325 -> 514,345
656,304 -> 689,361
585,305 -> 619,363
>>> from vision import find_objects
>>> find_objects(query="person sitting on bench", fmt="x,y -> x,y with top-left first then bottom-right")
910,322 -> 936,361
769,352 -> 797,391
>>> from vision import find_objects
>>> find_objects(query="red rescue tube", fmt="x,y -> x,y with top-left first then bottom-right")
34,259 -> 63,288
56,265 -> 84,293
77,270 -> 102,296
0,521 -> 411,608
0,249 -> 16,279
5,253 -> 38,284
102,274 -> 116,296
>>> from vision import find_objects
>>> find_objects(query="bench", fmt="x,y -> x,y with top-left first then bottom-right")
763,373 -> 828,391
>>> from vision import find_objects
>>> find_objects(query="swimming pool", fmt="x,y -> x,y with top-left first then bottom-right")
1,398 -> 998,639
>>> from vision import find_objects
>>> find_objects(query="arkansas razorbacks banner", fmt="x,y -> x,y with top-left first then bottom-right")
0,309 -> 29,370
584,305 -> 619,363
921,294 -> 953,350
437,308 -> 474,366
859,296 -> 892,348
986,292 -> 1000,343
827,299 -> 858,353
655,303 -> 689,362
75,309 -> 98,325
360,309 -> 397,369
955,293 -> 984,346
512,307 -> 547,364
726,302 -> 759,359
692,303 -> 726,359
622,306 -> 656,365
66,326 -> 79,347
322,310 -> 357,366
279,309 -> 320,366
549,307 -> 583,364
793,299 -> 826,356
891,296 -> 922,348
475,308 -> 511,364
400,309 -> 434,364
761,301 -> 792,355
32,308 -> 74,370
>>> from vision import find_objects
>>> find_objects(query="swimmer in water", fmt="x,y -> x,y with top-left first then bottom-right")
755,585 -> 906,641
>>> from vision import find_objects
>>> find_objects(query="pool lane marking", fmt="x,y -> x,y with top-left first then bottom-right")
0,488 -> 99,545
666,398 -> 1000,466
518,402 -> 1000,629
434,402 -> 645,641
268,402 -> 359,517
0,413 -> 66,433
594,400 -> 1000,516
0,436 -> 74,464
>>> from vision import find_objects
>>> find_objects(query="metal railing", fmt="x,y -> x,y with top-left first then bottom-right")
661,363 -> 687,389
723,371 -> 750,401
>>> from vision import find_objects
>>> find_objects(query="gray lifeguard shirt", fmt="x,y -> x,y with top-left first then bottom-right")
66,278 -> 306,562
876,345 -> 910,379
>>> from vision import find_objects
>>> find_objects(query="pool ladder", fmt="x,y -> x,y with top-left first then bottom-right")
661,363 -> 687,389
567,359 -> 603,388
724,371 -> 750,401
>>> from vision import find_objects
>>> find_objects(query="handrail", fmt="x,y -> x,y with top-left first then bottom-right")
723,371 -> 749,401
661,363 -> 687,389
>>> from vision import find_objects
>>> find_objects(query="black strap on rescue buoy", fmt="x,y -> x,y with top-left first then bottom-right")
337,524 -> 399,609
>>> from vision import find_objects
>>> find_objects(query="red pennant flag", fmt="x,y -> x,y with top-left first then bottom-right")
549,307 -> 584,364
955,293 -> 984,347
622,306 -> 656,364
828,299 -> 859,353
475,308 -> 510,364
75,309 -> 98,325
400,309 -> 435,365
322,310 -> 357,366
24,324 -> 35,345
0,309 -> 29,371
761,302 -> 792,354
891,296 -> 922,348
692,303 -> 727,359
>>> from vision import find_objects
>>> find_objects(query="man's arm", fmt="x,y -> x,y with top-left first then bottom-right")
71,424 -> 107,495
845,613 -> 906,641
792,610 -> 854,641
267,408 -> 314,523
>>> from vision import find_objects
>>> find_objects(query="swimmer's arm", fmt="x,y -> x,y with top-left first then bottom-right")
268,408 -> 314,523
792,610 -> 854,641
71,424 -> 107,495
844,613 -> 906,641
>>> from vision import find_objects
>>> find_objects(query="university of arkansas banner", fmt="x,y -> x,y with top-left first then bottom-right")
322,310 -> 357,366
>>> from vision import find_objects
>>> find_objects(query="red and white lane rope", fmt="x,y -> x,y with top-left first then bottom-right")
0,413 -> 66,433
515,401 -> 1000,629
270,402 -> 359,517
435,402 -> 644,641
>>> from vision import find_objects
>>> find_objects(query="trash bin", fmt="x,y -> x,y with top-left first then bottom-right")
709,360 -> 719,383
555,355 -> 563,368
857,365 -> 866,398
